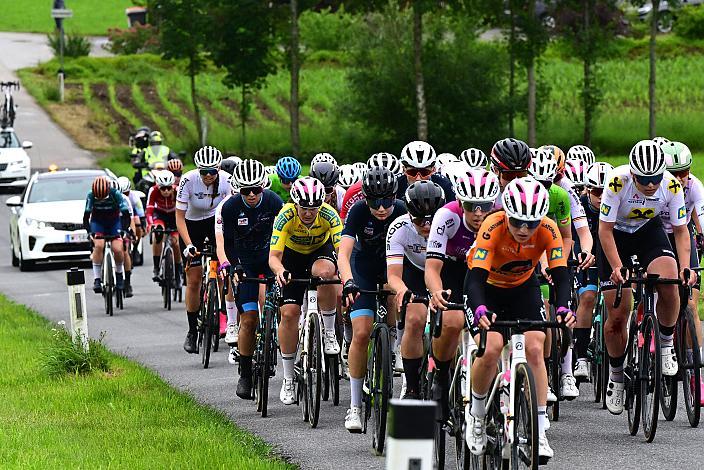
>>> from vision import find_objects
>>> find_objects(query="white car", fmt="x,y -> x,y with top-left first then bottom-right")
0,127 -> 31,187
6,169 -> 114,270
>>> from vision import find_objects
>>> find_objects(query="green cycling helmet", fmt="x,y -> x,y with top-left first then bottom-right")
662,141 -> 692,171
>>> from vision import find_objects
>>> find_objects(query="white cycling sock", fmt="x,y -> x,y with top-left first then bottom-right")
226,300 -> 237,326
538,406 -> 547,437
92,263 -> 102,279
115,262 -> 124,274
610,363 -> 624,383
561,347 -> 573,375
470,391 -> 487,419
322,309 -> 337,333
395,326 -> 405,349
282,353 -> 295,381
350,377 -> 363,408
660,333 -> 674,348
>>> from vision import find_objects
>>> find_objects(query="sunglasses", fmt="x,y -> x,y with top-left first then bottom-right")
500,170 -> 528,182
240,186 -> 263,196
589,187 -> 603,197
405,167 -> 433,178
412,216 -> 433,227
508,217 -> 541,230
462,201 -> 494,213
324,187 -> 335,195
199,168 -> 219,177
280,177 -> 296,185
634,173 -> 664,186
297,204 -> 322,212
171,171 -> 182,177
367,197 -> 395,210
159,185 -> 174,192
671,169 -> 690,179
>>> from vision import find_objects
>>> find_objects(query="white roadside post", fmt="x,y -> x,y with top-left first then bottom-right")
51,5 -> 73,103
66,267 -> 89,351
386,399 -> 436,470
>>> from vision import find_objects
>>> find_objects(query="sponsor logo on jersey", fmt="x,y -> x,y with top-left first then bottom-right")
430,240 -> 442,249
436,224 -> 446,236
482,232 -> 491,240
608,176 -> 623,193
628,207 -> 655,220
543,222 -> 558,240
364,226 -> 374,235
474,248 -> 488,260
668,179 -> 682,195
601,204 -> 611,216
270,235 -> 279,246
627,193 -> 645,205
559,217 -> 570,226
238,217 -> 248,226
549,247 -> 563,260
678,206 -> 686,219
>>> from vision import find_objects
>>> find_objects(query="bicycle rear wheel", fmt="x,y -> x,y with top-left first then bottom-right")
641,313 -> 660,442
452,356 -> 470,470
201,280 -> 217,369
547,326 -> 560,422
512,362 -> 539,469
682,307 -> 701,428
371,326 -> 391,455
626,311 -> 641,436
306,313 -> 322,428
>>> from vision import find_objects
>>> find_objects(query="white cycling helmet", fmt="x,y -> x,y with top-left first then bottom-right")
117,176 -> 131,194
352,161 -> 367,176
502,177 -> 550,222
311,152 -> 337,167
194,145 -> 222,169
662,141 -> 693,172
564,159 -> 587,187
585,162 -> 614,189
459,148 -> 488,169
652,136 -> 671,147
367,153 -> 402,176
401,140 -> 436,169
339,164 -> 361,189
566,145 -> 595,166
264,165 -> 276,176
435,153 -> 459,171
263,175 -> 272,189
629,139 -> 666,176
290,176 -> 326,208
454,168 -> 500,203
528,148 -> 557,183
108,178 -> 120,190
154,170 -> 176,188
227,155 -> 243,165
439,160 -> 470,182
234,159 -> 267,188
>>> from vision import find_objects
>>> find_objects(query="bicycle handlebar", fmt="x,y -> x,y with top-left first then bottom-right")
613,266 -> 682,308
285,277 -> 341,287
475,320 -> 570,358
398,292 -> 429,332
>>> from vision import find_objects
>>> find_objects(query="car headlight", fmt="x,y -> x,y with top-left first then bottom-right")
24,218 -> 48,229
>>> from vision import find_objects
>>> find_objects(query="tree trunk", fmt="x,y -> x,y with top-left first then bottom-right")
240,84 -> 248,154
189,60 -> 203,146
290,0 -> 301,155
508,6 -> 516,137
527,60 -> 536,147
649,0 -> 659,138
413,2 -> 428,141
583,0 -> 592,147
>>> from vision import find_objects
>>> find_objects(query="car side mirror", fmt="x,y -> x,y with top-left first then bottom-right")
22,141 -> 33,149
5,195 -> 22,207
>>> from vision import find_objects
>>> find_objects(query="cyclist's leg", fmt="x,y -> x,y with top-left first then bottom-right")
151,221 -> 164,277
91,235 -> 105,290
278,247 -> 309,394
400,260 -> 427,396
574,285 -> 597,371
311,242 -> 339,343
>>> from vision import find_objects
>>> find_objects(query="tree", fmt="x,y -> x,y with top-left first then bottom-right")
153,0 -> 209,144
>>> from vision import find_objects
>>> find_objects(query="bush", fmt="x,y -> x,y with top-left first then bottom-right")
43,322 -> 110,377
105,24 -> 160,55
676,5 -> 704,40
47,31 -> 91,58
299,7 -> 359,53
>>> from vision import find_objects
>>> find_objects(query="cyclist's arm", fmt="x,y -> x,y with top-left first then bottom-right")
176,208 -> 191,246
543,220 -> 569,309
575,225 -> 593,255
466,267 -> 489,310
673,224 -> 692,270
667,182 -> 690,271
214,202 -> 229,265
387,264 -> 406,300
425,209 -> 453,297
599,178 -> 623,273
559,223 -> 573,258
337,236 -> 355,285
145,188 -> 156,227
83,211 -> 90,232
268,249 -> 285,276
598,220 -> 622,273
269,207 -> 291,275
320,204 -> 343,252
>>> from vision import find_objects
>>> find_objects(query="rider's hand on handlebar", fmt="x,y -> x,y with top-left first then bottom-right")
473,305 -> 496,330
275,269 -> 290,287
183,244 -> 197,259
541,263 -> 552,284
610,266 -> 628,285
395,287 -> 411,311
342,279 -> 360,308
218,261 -> 231,278
556,306 -> 576,328
681,267 -> 697,287
577,251 -> 595,271
430,289 -> 450,312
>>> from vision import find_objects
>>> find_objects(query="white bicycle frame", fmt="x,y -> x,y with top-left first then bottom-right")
101,239 -> 116,289
298,287 -> 328,377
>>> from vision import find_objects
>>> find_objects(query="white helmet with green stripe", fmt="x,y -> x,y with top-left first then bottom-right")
662,141 -> 692,172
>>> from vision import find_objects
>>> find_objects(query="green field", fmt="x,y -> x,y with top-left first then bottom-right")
0,294 -> 293,469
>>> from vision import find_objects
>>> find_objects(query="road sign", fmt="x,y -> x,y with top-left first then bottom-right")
51,8 -> 73,19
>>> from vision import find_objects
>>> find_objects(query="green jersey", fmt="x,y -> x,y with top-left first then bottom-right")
547,184 -> 571,228
269,174 -> 293,202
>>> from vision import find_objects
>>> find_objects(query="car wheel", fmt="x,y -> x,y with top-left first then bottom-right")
10,239 -> 19,267
542,14 -> 556,31
657,11 -> 674,34
18,247 -> 34,272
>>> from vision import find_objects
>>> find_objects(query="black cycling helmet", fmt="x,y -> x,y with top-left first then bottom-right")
220,159 -> 237,175
362,166 -> 397,199
404,180 -> 445,218
490,138 -> 531,172
309,161 -> 340,188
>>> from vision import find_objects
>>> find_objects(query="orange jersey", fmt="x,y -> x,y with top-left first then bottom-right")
467,211 -> 566,288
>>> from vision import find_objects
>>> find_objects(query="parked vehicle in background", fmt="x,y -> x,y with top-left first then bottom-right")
0,127 -> 31,188
636,1 -> 704,33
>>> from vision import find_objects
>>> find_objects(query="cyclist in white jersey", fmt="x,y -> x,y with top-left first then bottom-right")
176,146 -> 231,354
598,140 -> 696,415
386,180 -> 445,399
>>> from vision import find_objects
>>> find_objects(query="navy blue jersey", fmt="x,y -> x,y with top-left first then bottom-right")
396,173 -> 456,202
215,190 -> 284,264
342,200 -> 407,258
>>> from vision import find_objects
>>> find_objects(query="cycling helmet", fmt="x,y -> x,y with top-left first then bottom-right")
652,136 -> 671,147
435,153 -> 459,171
338,164 -> 361,189
154,170 -> 176,188
528,148 -> 557,183
490,138 -> 531,171
194,145 -> 222,169
311,153 -> 337,167
629,139 -> 666,176
276,156 -> 302,180
566,145 -> 595,166
264,165 -> 276,176
367,153 -> 402,176
108,178 -> 120,190
117,176 -> 131,194
539,145 -> 566,173
404,180 -> 445,218
220,159 -> 237,175
502,177 -> 550,222
227,155 -> 242,165
149,130 -> 163,145
310,161 -> 340,188
662,141 -> 693,171
352,162 -> 367,176
439,161 -> 471,182
362,166 -> 398,199
401,140 -> 437,169
263,176 -> 272,190
459,148 -> 488,169
234,159 -> 267,188
454,168 -> 500,203
564,159 -> 587,187
133,128 -> 150,149
167,158 -> 183,174
290,177 -> 326,208
92,176 -> 110,199
585,162 -> 614,189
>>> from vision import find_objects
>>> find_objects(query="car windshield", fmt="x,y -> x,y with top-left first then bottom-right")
27,175 -> 97,203
0,131 -> 19,148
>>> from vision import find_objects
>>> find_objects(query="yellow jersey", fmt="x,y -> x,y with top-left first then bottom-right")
270,202 -> 342,254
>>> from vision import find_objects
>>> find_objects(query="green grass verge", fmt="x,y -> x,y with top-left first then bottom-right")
0,0 -> 135,36
0,293 -> 294,469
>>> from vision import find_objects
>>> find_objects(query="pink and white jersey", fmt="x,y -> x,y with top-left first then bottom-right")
427,201 -> 477,261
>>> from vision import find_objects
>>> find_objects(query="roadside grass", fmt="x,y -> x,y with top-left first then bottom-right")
0,294 -> 294,469
0,0 -> 134,36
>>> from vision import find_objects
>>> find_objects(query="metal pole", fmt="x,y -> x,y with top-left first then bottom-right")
59,18 -> 65,103
66,267 -> 89,351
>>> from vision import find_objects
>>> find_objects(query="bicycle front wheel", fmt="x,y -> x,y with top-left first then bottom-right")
371,326 -> 392,455
641,313 -> 660,442
512,362 -> 539,469
260,303 -> 275,418
201,280 -> 217,369
626,311 -> 641,436
104,254 -> 114,317
163,246 -> 174,311
306,313 -> 322,428
547,325 -> 560,422
682,307 -> 702,427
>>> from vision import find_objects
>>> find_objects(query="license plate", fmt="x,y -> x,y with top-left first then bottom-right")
66,233 -> 88,243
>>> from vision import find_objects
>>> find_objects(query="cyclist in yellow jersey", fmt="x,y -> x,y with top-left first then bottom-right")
269,177 -> 342,406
